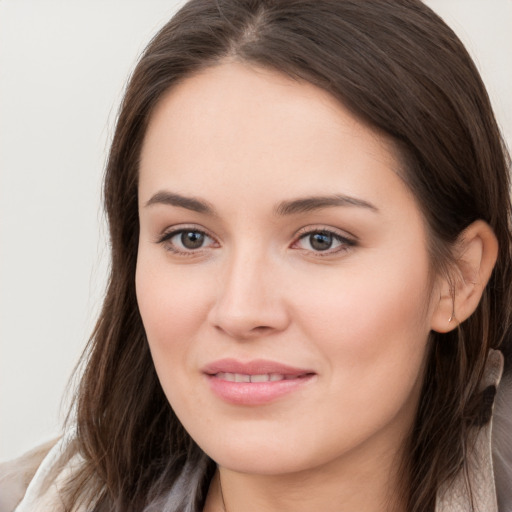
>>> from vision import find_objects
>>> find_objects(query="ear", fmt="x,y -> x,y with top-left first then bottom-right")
431,220 -> 498,333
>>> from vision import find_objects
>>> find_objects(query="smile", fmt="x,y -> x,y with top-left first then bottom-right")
203,359 -> 316,405
214,372 -> 304,382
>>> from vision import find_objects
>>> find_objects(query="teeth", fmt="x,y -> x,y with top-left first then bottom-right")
249,374 -> 269,382
215,372 -> 287,382
216,372 -> 235,382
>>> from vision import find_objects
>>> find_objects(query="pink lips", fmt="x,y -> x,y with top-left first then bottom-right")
202,358 -> 315,405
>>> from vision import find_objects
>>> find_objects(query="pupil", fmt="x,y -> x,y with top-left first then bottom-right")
181,231 -> 204,249
310,232 -> 332,251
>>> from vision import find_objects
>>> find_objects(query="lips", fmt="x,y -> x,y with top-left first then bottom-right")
203,358 -> 313,376
202,359 -> 315,405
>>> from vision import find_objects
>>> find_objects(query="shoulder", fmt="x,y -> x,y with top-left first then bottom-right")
0,439 -> 58,512
493,371 -> 512,512
8,432 -> 86,512
436,351 -> 511,512
0,431 -> 85,512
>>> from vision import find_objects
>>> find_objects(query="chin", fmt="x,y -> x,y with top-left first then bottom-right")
212,449 -> 313,476
195,429 -> 334,476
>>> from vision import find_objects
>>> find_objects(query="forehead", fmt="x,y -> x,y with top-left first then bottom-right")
138,60 -> 412,216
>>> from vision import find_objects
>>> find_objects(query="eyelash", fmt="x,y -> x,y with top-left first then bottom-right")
156,227 -> 217,256
156,225 -> 357,257
293,227 -> 357,256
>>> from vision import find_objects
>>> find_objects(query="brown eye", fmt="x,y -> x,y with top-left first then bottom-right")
158,228 -> 216,254
294,229 -> 356,255
180,231 -> 205,249
309,232 -> 333,251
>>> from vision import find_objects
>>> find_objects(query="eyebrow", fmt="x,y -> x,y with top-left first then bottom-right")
274,194 -> 378,216
145,191 -> 216,215
144,191 -> 378,216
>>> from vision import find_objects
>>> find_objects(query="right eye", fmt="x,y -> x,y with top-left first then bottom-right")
157,228 -> 217,255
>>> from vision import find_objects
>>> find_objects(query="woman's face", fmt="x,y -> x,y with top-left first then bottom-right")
136,61 -> 443,477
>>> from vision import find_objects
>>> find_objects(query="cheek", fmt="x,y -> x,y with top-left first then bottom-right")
280,265 -> 433,461
135,259 -> 217,434
135,255 -> 213,377
293,249 -> 434,398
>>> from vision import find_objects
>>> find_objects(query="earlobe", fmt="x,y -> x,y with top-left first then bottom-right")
430,220 -> 498,334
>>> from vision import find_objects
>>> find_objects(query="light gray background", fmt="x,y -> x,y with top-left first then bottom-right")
1,0 -> 511,461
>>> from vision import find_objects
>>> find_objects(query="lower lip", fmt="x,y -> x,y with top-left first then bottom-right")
205,374 -> 315,405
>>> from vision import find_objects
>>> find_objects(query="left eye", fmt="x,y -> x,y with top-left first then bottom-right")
295,230 -> 352,252
177,230 -> 208,249
159,229 -> 215,252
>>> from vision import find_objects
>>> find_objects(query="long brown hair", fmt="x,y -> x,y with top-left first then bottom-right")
65,1 -> 512,511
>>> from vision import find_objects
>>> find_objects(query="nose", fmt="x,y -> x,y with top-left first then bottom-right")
207,250 -> 290,340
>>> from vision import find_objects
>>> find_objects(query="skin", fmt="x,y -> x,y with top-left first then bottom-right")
135,61 -> 488,512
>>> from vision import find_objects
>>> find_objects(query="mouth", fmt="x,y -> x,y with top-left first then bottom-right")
213,372 -> 310,382
202,359 -> 316,405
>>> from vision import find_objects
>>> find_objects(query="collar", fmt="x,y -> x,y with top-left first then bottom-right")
435,349 -> 504,512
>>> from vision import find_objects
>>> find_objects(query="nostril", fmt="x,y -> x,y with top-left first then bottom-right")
251,326 -> 272,334
213,323 -> 274,339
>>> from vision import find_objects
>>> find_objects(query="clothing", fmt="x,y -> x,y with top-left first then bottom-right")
435,349 -> 507,512
1,350 -> 510,512
0,440 -> 57,512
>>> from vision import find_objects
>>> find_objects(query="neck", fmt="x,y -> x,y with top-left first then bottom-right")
204,443 -> 408,512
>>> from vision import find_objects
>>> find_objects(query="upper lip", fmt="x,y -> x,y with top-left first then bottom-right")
202,358 -> 314,376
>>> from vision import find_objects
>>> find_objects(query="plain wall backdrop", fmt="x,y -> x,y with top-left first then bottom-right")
1,0 -> 511,462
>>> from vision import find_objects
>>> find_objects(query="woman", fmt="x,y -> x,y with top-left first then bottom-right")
2,0 -> 511,511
